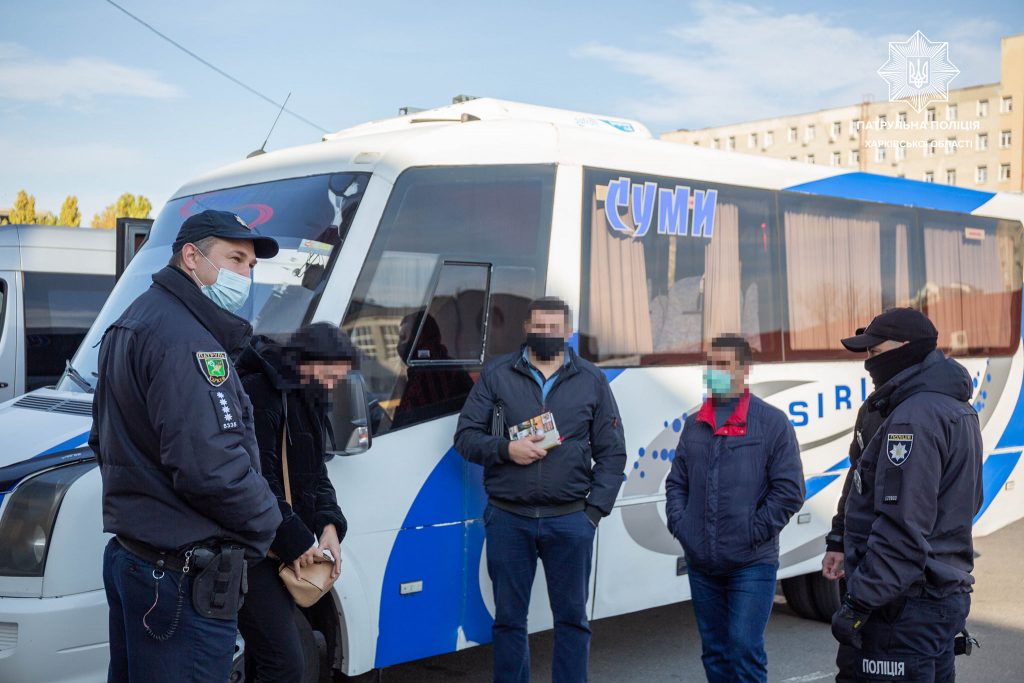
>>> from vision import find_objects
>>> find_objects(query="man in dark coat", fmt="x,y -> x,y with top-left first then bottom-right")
665,335 -> 805,683
91,210 -> 282,682
831,308 -> 983,682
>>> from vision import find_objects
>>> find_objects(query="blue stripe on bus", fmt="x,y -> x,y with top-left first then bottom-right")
805,473 -> 840,501
36,431 -> 91,458
827,457 -> 850,472
784,172 -> 995,213
974,451 -> 1021,523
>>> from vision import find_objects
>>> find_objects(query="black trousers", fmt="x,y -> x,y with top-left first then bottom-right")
238,559 -> 305,683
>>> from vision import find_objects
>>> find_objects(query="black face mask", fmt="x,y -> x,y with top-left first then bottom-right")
526,333 -> 564,361
864,337 -> 936,388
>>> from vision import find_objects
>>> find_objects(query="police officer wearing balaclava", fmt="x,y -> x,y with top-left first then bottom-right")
831,308 -> 983,682
91,210 -> 282,682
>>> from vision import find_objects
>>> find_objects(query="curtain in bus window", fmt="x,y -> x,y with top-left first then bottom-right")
703,203 -> 742,345
923,225 -> 1013,352
785,211 -> 881,351
894,224 -> 911,306
588,185 -> 653,359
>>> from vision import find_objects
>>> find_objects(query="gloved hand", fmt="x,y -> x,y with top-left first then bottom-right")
831,594 -> 871,649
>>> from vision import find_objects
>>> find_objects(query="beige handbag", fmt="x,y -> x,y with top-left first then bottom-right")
277,423 -> 338,608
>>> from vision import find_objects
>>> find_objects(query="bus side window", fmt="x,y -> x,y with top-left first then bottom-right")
0,278 -> 6,346
341,165 -> 556,435
24,272 -> 115,391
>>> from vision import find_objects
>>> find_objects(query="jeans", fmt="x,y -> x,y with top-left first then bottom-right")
238,558 -> 304,683
103,538 -> 239,683
687,563 -> 778,683
839,592 -> 970,682
484,504 -> 596,683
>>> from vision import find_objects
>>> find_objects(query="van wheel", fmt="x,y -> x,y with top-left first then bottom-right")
808,572 -> 843,621
781,574 -> 820,621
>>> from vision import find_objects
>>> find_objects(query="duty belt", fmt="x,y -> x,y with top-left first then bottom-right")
490,498 -> 586,518
116,536 -> 214,574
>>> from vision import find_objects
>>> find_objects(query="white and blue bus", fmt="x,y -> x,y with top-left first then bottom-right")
0,99 -> 1021,682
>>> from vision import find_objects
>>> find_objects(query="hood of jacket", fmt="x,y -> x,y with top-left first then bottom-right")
869,349 -> 972,416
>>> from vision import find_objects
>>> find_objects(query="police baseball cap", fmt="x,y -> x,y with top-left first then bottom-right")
172,209 -> 279,259
841,307 -> 938,352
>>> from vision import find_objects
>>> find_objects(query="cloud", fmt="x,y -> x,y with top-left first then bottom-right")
573,2 -> 1002,130
0,42 -> 181,104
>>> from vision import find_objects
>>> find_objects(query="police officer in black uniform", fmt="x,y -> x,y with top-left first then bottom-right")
90,210 -> 283,682
830,308 -> 983,682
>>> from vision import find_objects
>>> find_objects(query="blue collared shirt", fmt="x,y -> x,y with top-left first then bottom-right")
522,346 -> 569,403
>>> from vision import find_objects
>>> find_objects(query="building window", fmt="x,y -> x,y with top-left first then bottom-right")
926,107 -> 936,122
764,131 -> 774,148
832,121 -> 842,138
831,151 -> 841,166
693,141 -> 700,146
878,114 -> 888,129
805,124 -> 816,142
806,154 -> 815,164
978,133 -> 988,150
946,104 -> 957,121
924,171 -> 935,183
849,120 -> 860,139
1001,130 -> 1012,148
1000,164 -> 1011,181
896,144 -> 907,161
946,169 -> 957,185
727,136 -> 736,151
1002,96 -> 1013,113
978,99 -> 989,117
898,111 -> 908,124
712,138 -> 720,150
896,173 -> 906,178
748,132 -> 758,149
977,166 -> 988,184
789,156 -> 798,162
946,137 -> 956,155
850,149 -> 860,165
788,126 -> 798,143
925,139 -> 936,157
875,146 -> 886,162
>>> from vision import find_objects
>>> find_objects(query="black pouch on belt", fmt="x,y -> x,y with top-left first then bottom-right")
191,545 -> 248,620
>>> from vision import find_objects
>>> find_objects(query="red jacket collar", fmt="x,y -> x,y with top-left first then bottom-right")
696,391 -> 750,436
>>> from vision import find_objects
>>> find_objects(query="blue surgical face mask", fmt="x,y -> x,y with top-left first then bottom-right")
191,248 -> 251,314
703,367 -> 733,396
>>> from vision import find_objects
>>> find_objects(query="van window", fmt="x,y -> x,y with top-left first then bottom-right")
342,165 -> 555,434
779,195 -> 919,358
24,272 -> 115,390
579,168 -> 782,366
918,212 -> 1022,356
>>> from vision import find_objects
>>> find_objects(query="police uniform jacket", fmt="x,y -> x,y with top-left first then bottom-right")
826,402 -> 884,552
844,349 -> 983,609
89,266 -> 281,558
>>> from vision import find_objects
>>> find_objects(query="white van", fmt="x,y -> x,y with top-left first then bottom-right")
0,225 -> 116,403
1,99 -> 1022,682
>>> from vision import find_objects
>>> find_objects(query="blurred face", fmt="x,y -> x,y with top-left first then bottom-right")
298,361 -> 352,391
523,309 -> 570,341
182,237 -> 257,285
705,346 -> 748,396
866,339 -> 908,358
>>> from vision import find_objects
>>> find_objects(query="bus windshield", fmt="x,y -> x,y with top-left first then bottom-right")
58,171 -> 370,393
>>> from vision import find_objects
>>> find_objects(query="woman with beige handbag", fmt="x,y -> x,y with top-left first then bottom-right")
236,323 -> 355,682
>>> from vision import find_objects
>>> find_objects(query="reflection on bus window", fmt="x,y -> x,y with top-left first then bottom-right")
342,165 -> 555,435
580,169 -> 781,366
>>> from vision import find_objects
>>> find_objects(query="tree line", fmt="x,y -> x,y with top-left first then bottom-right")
1,189 -> 152,228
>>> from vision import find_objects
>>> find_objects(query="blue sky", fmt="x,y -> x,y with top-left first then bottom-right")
2,0 -> 1022,222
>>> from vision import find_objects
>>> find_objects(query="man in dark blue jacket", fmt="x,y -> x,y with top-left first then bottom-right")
455,297 -> 626,683
91,210 -> 282,682
831,309 -> 982,682
665,335 -> 804,683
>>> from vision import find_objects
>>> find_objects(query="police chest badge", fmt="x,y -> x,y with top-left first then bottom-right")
886,433 -> 914,466
195,351 -> 229,387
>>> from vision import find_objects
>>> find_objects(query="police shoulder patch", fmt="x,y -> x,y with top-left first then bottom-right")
195,351 -> 229,387
886,432 -> 913,466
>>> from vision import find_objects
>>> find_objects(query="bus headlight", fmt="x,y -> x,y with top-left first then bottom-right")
0,462 -> 95,577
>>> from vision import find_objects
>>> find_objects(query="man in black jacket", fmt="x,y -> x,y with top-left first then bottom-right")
454,297 -> 626,683
90,210 -> 282,682
831,308 -> 983,682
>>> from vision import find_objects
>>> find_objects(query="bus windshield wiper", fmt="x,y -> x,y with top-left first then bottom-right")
65,360 -> 94,394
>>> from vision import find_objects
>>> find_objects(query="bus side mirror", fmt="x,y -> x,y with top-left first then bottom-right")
115,217 -> 153,281
326,373 -> 372,456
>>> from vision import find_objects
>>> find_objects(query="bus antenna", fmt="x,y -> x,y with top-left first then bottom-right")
248,92 -> 291,158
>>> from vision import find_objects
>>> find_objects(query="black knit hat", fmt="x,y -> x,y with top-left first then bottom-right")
286,323 -> 358,367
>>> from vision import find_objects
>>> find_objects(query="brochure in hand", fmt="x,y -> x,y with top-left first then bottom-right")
508,411 -> 562,450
